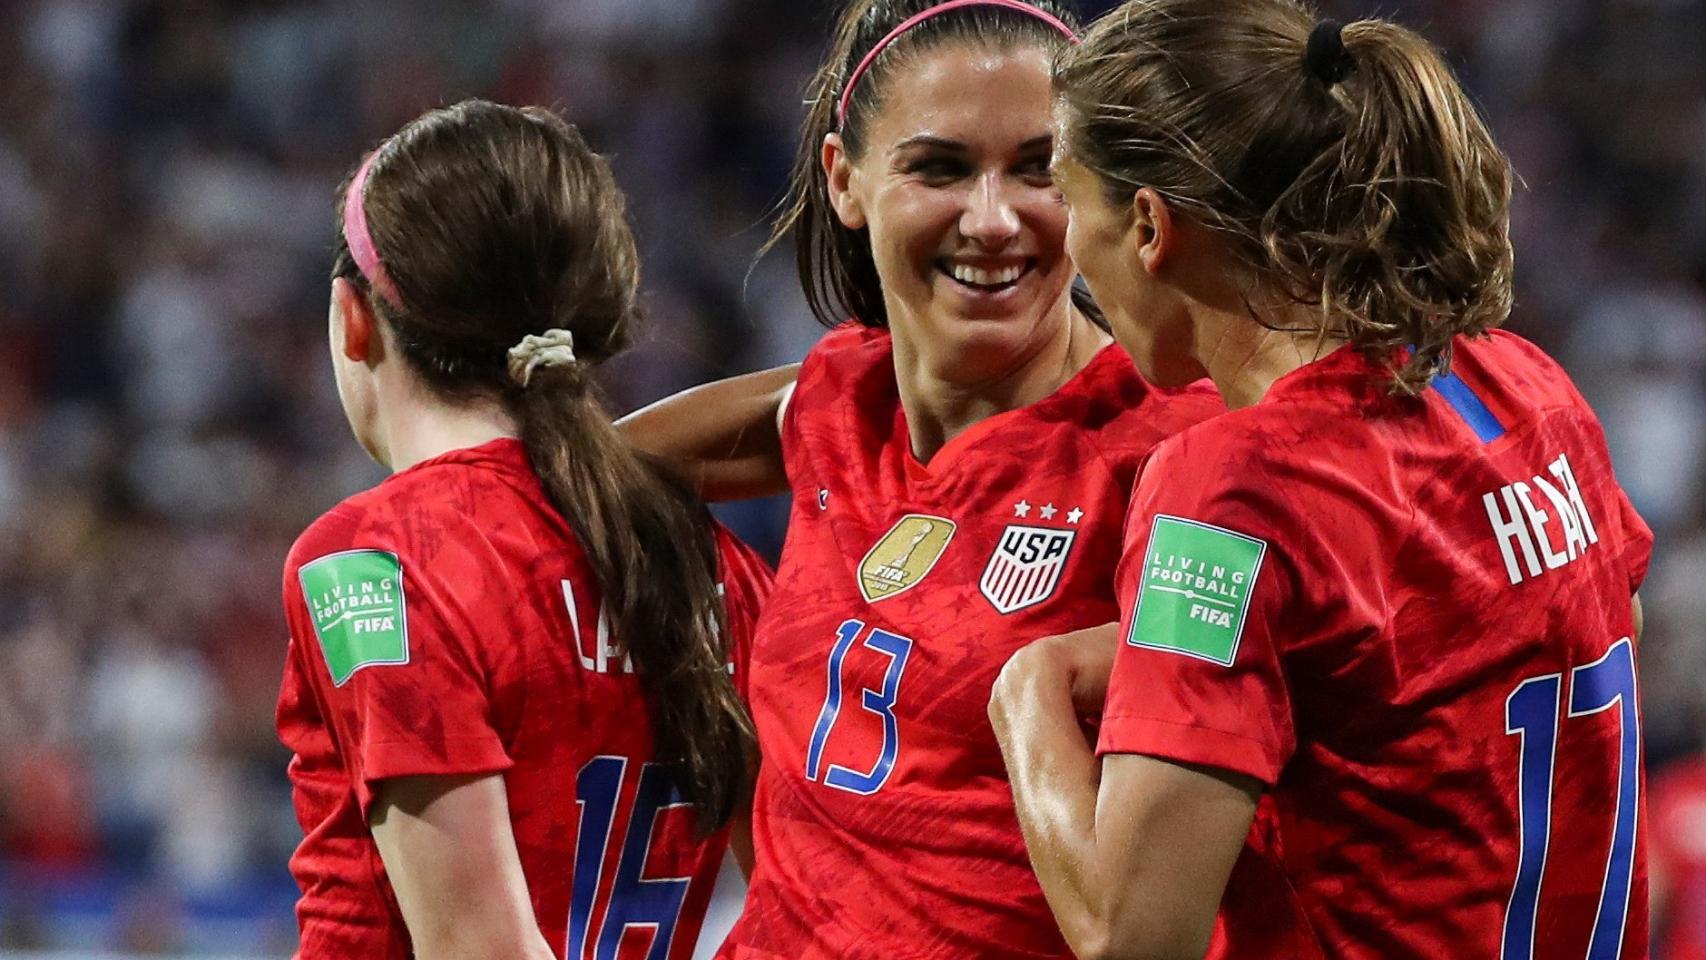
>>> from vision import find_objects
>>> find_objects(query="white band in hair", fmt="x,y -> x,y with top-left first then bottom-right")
507,329 -> 578,387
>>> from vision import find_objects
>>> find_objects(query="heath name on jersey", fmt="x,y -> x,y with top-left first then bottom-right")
1483,451 -> 1600,585
1101,332 -> 1653,959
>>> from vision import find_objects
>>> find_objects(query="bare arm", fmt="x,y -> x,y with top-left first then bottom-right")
369,773 -> 556,960
618,365 -> 800,501
990,629 -> 1260,960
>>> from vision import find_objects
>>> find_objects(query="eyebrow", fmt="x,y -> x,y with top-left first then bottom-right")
890,134 -> 1054,153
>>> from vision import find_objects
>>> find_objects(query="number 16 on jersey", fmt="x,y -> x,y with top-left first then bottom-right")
805,619 -> 915,795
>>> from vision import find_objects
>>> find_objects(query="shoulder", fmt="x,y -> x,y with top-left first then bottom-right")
796,322 -> 893,395
1133,399 -> 1370,550
786,323 -> 899,452
285,487 -> 398,581
1449,329 -> 1602,422
286,455 -> 532,583
1023,349 -> 1228,501
1476,328 -> 1558,369
1064,349 -> 1226,480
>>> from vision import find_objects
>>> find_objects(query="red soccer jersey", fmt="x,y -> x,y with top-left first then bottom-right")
1100,331 -> 1655,959
721,324 -> 1224,959
1651,758 -> 1706,960
276,438 -> 773,960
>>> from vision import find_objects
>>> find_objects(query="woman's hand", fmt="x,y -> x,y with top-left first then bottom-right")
989,621 -> 1120,739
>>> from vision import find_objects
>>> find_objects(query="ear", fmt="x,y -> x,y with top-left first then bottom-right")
821,132 -> 866,230
333,277 -> 380,364
1130,187 -> 1174,276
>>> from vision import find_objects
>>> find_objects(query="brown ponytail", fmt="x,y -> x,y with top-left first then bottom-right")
1056,0 -> 1514,392
762,0 -> 1092,328
334,100 -> 752,830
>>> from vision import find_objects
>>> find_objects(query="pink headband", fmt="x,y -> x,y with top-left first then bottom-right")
341,148 -> 404,309
837,0 -> 1079,128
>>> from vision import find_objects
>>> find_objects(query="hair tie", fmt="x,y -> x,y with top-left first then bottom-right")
1304,19 -> 1353,86
507,329 -> 578,388
837,0 -> 1079,129
342,148 -> 406,309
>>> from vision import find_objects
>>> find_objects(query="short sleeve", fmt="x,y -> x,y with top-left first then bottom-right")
1096,431 -> 1387,786
1614,487 -> 1654,594
283,511 -> 514,816
713,525 -> 776,702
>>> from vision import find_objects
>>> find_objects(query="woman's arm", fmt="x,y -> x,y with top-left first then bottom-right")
990,629 -> 1260,960
369,773 -> 556,960
618,364 -> 800,501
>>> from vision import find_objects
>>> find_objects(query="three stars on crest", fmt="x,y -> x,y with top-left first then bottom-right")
1013,500 -> 1085,525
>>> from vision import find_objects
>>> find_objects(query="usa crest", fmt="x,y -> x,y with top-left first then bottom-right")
858,514 -> 956,602
980,525 -> 1076,614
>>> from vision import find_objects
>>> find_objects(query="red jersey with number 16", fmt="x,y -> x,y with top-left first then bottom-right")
276,438 -> 773,960
1101,331 -> 1654,959
721,324 -> 1224,960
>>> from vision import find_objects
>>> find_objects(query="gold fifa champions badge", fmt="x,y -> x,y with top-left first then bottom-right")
858,514 -> 957,602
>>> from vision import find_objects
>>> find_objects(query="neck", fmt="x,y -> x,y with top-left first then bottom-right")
890,297 -> 1110,462
1192,301 -> 1345,410
370,375 -> 519,473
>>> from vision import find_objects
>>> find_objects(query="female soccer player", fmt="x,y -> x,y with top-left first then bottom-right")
276,100 -> 772,960
623,2 -> 1222,957
990,3 -> 1655,958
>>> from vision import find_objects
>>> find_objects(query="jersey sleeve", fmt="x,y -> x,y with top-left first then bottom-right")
1097,429 -> 1386,785
282,503 -> 515,816
713,524 -> 775,702
1613,487 -> 1654,595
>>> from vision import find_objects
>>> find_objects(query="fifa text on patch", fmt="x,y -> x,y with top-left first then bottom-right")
1128,515 -> 1265,666
299,549 -> 410,685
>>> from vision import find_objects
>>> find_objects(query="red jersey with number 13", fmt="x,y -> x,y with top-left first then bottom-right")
722,324 -> 1223,959
1101,331 -> 1653,958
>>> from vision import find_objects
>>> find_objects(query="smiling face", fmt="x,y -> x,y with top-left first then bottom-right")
826,43 -> 1074,375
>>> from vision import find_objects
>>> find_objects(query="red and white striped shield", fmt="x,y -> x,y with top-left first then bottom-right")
979,525 -> 1077,614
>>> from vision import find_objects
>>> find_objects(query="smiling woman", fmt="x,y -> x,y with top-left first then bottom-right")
619,2 -> 1224,958
820,39 -> 1075,398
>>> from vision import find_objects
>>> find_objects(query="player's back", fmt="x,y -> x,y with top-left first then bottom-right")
725,325 -> 1223,960
1202,331 -> 1652,957
278,438 -> 772,960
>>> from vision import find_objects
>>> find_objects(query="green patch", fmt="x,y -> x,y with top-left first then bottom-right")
1127,515 -> 1266,666
299,549 -> 409,686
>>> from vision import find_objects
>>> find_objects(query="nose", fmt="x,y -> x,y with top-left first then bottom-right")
960,172 -> 1021,248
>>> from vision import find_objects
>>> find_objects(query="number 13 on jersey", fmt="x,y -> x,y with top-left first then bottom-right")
805,619 -> 915,795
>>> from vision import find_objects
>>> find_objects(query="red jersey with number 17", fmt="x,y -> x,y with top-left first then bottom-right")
276,437 -> 773,960
1101,331 -> 1654,958
721,324 -> 1224,959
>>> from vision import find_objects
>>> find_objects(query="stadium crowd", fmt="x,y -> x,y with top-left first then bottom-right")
0,0 -> 1701,953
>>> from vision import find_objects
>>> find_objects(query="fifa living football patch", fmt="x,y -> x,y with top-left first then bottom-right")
1128,516 -> 1265,666
299,549 -> 410,685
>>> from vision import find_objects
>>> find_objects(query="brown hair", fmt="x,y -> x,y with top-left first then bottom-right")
333,99 -> 751,829
1055,0 -> 1515,392
765,0 -> 1095,328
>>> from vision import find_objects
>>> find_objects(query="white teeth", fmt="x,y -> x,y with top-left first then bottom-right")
950,263 -> 1024,287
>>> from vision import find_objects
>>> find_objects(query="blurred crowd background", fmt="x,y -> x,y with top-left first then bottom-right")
0,0 -> 1701,956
